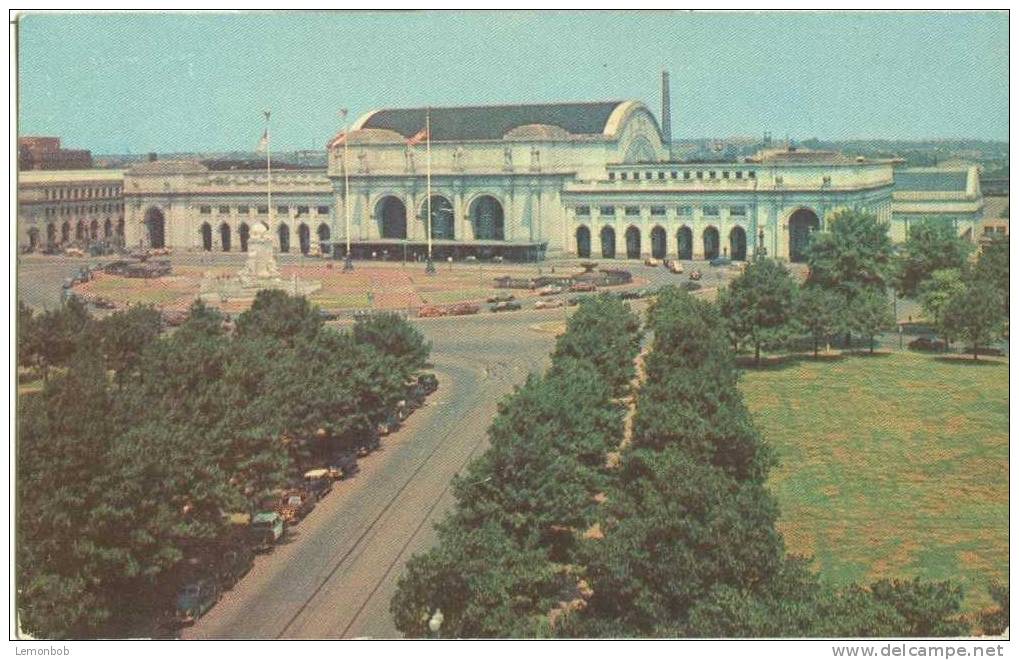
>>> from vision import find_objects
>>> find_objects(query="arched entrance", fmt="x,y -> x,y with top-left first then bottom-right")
238,223 -> 250,252
200,223 -> 213,251
730,226 -> 747,261
298,223 -> 311,255
575,226 -> 591,258
61,222 -> 70,244
116,219 -> 124,239
47,223 -> 56,246
144,208 -> 166,249
650,226 -> 667,259
104,219 -> 112,239
470,195 -> 504,241
75,221 -> 85,242
278,223 -> 290,253
376,196 -> 407,239
423,195 -> 454,240
703,227 -> 719,260
788,208 -> 820,263
220,223 -> 232,252
600,226 -> 616,258
677,226 -> 693,260
625,226 -> 641,259
28,228 -> 39,250
317,223 -> 330,253
90,220 -> 98,240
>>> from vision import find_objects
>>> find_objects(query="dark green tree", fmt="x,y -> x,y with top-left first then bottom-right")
551,294 -> 642,396
845,288 -> 895,353
95,304 -> 163,386
234,289 -> 323,345
980,581 -> 1009,635
796,285 -> 841,357
353,311 -> 431,379
893,219 -> 973,298
805,209 -> 893,298
940,280 -> 1005,360
718,257 -> 798,365
973,235 -> 1009,318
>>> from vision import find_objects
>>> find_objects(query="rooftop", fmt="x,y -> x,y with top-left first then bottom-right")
19,168 -> 125,183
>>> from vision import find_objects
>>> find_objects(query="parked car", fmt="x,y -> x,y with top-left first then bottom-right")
448,302 -> 481,316
175,578 -> 220,625
490,300 -> 522,312
709,256 -> 732,267
418,373 -> 439,394
417,305 -> 447,318
689,270 -> 703,281
356,433 -> 381,457
302,470 -> 334,500
216,543 -> 254,589
330,451 -> 360,479
277,488 -> 316,523
486,293 -> 515,303
643,258 -> 662,267
568,281 -> 597,293
908,337 -> 948,352
665,260 -> 684,274
534,298 -> 565,309
537,284 -> 564,296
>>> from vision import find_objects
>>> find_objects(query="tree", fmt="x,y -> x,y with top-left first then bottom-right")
234,289 -> 323,345
95,304 -> 162,387
806,209 -> 894,298
846,289 -> 895,353
973,235 -> 1008,318
551,294 -> 642,396
17,302 -> 40,370
893,219 -> 973,298
796,285 -> 840,357
352,311 -> 431,379
919,268 -> 966,342
718,257 -> 798,365
940,280 -> 1005,360
31,296 -> 92,381
980,581 -> 1008,635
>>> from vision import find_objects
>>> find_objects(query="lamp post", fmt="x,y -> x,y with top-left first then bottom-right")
428,608 -> 444,640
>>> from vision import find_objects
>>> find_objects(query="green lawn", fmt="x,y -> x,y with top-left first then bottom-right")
740,351 -> 1008,616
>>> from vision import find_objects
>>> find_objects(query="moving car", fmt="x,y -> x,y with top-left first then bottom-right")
490,300 -> 522,312
175,578 -> 220,625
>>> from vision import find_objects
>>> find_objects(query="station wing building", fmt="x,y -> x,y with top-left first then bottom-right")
19,95 -> 985,261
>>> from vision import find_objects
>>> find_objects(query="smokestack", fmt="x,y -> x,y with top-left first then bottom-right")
660,70 -> 673,152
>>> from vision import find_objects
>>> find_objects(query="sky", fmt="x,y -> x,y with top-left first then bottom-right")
16,11 -> 1009,153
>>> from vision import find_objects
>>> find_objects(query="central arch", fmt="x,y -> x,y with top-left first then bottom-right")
144,208 -> 166,249
61,222 -> 70,244
788,208 -> 820,263
703,226 -> 720,260
575,226 -> 591,258
220,223 -> 232,252
650,225 -> 666,259
200,222 -> 213,251
239,223 -> 250,252
375,196 -> 407,239
469,195 -> 505,241
278,223 -> 290,253
47,223 -> 56,246
600,225 -> 616,258
625,225 -> 641,259
104,218 -> 112,239
317,223 -> 331,253
423,195 -> 454,240
298,223 -> 311,255
729,226 -> 747,261
677,226 -> 693,260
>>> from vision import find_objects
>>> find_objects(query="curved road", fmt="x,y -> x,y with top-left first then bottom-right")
182,310 -> 565,639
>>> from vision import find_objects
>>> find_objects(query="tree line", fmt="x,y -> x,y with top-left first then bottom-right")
718,210 -> 1008,363
16,291 -> 430,638
390,286 -> 1007,637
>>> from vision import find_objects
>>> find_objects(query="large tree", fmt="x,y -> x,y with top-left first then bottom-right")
919,268 -> 967,341
846,289 -> 895,354
973,235 -> 1008,318
940,280 -> 1005,360
551,294 -> 642,397
352,311 -> 431,379
805,209 -> 894,298
796,285 -> 841,357
893,219 -> 973,298
718,257 -> 798,365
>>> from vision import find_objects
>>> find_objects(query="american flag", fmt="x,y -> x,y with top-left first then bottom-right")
407,128 -> 428,146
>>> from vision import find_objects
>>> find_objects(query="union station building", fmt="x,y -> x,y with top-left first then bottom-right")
18,99 -> 985,263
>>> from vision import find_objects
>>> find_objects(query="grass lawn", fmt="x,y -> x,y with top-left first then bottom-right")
740,351 -> 1008,616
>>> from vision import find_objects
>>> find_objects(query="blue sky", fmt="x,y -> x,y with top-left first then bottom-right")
17,11 -> 1008,153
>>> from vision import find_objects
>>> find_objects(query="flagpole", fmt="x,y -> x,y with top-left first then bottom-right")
264,110 -> 273,234
342,109 -> 353,271
425,108 -> 435,275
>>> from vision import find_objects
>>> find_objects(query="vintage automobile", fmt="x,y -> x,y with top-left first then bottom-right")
908,336 -> 948,352
534,298 -> 565,309
249,511 -> 285,551
643,257 -> 662,267
356,432 -> 381,457
175,578 -> 220,625
330,451 -> 360,479
665,260 -> 684,274
489,300 -> 523,312
568,281 -> 597,293
486,293 -> 516,303
536,284 -> 564,296
217,543 -> 254,589
447,302 -> 481,316
689,270 -> 703,281
303,470 -> 334,499
417,305 -> 447,318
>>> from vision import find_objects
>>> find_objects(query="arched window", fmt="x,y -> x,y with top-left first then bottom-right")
729,226 -> 747,261
625,226 -> 641,259
600,226 -> 616,258
788,208 -> 820,263
575,226 -> 591,258
144,208 -> 166,248
470,195 -> 504,241
278,223 -> 290,253
238,223 -> 250,252
220,223 -> 232,252
298,223 -> 311,255
375,196 -> 407,239
650,226 -> 666,259
422,195 -> 454,240
703,227 -> 720,260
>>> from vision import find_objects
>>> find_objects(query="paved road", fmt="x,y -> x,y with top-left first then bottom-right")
182,310 -> 565,639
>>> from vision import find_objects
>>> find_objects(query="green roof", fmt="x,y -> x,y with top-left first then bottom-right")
894,170 -> 969,193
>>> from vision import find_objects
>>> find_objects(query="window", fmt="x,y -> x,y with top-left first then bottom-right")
237,205 -> 249,214
599,206 -> 616,216
576,206 -> 591,216
730,206 -> 746,216
620,172 -> 628,180
658,172 -> 665,180
650,206 -> 666,216
709,171 -> 716,180
703,205 -> 720,217
671,171 -> 678,179
297,205 -> 310,215
215,205 -> 227,214
684,171 -> 691,180
722,171 -> 730,179
748,171 -> 756,179
625,206 -> 640,216
317,206 -> 330,214
822,176 -> 831,186
257,206 -> 268,215
735,171 -> 743,180
277,205 -> 289,215
696,171 -> 703,180
678,206 -> 692,216
609,172 -> 616,180
644,172 -> 653,180
775,176 -> 784,186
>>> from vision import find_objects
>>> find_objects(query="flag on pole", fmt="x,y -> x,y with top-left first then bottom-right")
407,128 -> 428,146
255,129 -> 268,154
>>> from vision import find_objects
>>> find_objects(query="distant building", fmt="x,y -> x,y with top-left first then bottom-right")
18,136 -> 93,170
17,169 -> 126,250
891,166 -> 984,242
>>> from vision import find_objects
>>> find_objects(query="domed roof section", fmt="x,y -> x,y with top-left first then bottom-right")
354,101 -> 631,142
503,123 -> 573,141
129,159 -> 209,175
